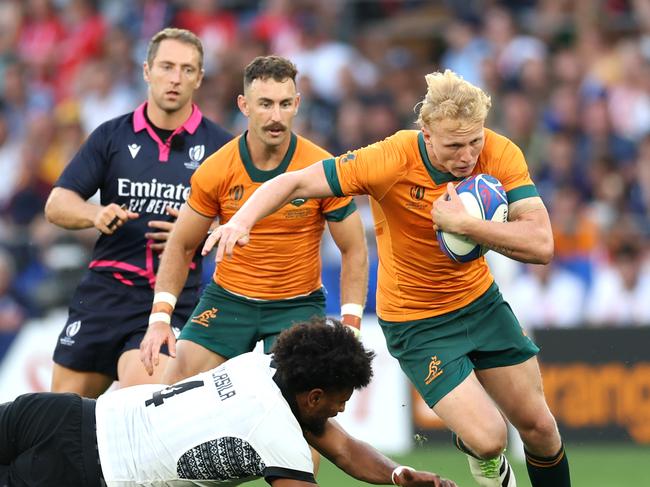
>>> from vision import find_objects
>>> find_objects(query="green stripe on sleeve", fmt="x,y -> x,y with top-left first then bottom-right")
322,158 -> 344,197
507,184 -> 538,203
324,200 -> 357,222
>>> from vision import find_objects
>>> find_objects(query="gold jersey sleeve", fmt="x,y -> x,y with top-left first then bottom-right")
189,133 -> 355,300
325,129 -> 536,321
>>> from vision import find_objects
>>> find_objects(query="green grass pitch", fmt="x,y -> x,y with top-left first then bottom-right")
247,442 -> 650,486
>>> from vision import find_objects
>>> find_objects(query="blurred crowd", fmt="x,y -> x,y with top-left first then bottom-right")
0,0 -> 650,357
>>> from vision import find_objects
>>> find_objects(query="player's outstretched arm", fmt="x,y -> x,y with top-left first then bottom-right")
140,203 -> 213,375
202,161 -> 334,263
45,187 -> 139,234
306,420 -> 457,487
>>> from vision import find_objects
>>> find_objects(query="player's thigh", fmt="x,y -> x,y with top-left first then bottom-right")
162,339 -> 228,384
261,288 -> 326,353
50,363 -> 113,398
379,313 -> 507,455
178,282 -> 261,358
117,349 -> 171,387
477,356 -> 561,451
433,372 -> 507,457
0,393 -> 92,487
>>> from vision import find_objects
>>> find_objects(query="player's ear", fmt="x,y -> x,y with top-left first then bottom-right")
143,62 -> 150,83
195,68 -> 204,89
294,92 -> 301,115
237,94 -> 249,116
306,388 -> 324,408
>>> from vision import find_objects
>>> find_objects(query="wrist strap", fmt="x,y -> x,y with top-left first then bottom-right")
153,292 -> 177,308
149,312 -> 171,325
391,466 -> 415,485
341,303 -> 364,318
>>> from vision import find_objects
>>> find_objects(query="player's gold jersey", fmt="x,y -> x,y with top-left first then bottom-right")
189,132 -> 356,300
323,129 -> 538,321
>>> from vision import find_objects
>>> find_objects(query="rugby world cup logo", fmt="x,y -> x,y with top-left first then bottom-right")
189,145 -> 205,162
229,185 -> 244,201
410,185 -> 426,200
60,320 -> 81,346
184,145 -> 205,169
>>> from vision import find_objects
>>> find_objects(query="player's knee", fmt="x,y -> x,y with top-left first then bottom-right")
465,422 -> 508,459
518,412 -> 560,448
473,438 -> 508,460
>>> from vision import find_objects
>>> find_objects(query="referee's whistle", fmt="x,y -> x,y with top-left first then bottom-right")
107,203 -> 128,229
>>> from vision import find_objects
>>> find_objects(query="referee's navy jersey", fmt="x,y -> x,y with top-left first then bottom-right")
55,102 -> 232,290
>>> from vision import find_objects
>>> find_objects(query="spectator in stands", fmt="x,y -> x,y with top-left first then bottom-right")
584,239 -> 650,326
506,262 -> 587,329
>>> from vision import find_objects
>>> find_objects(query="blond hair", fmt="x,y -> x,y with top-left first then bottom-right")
416,69 -> 491,128
146,28 -> 204,69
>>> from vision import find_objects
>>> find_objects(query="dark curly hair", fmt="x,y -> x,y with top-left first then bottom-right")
271,318 -> 375,393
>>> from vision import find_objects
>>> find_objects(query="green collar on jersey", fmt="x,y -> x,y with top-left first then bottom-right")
417,132 -> 464,185
239,131 -> 298,183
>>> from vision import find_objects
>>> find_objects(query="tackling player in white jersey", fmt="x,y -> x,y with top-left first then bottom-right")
0,319 -> 456,487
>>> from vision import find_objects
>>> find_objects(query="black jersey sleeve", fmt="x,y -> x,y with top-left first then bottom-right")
55,121 -> 110,199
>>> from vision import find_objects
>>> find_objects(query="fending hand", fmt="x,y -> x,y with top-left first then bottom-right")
201,221 -> 250,262
139,321 -> 177,376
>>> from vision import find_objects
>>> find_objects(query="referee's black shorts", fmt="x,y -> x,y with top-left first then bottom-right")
0,393 -> 104,487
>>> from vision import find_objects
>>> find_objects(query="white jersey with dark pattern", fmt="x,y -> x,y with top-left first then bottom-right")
95,353 -> 314,486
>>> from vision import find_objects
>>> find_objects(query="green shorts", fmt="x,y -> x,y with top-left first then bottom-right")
179,281 -> 326,358
379,283 -> 539,407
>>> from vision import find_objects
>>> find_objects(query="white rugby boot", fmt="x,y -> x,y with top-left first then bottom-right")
467,453 -> 517,487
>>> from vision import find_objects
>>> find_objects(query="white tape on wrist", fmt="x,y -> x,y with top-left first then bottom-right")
391,466 -> 415,485
149,312 -> 171,325
341,303 -> 364,318
153,292 -> 177,308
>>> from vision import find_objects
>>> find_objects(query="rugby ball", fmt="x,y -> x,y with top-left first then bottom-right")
436,174 -> 508,263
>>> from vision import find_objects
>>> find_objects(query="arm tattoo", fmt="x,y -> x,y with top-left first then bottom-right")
485,244 -> 516,257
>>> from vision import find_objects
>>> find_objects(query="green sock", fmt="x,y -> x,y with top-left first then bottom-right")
525,444 -> 571,487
